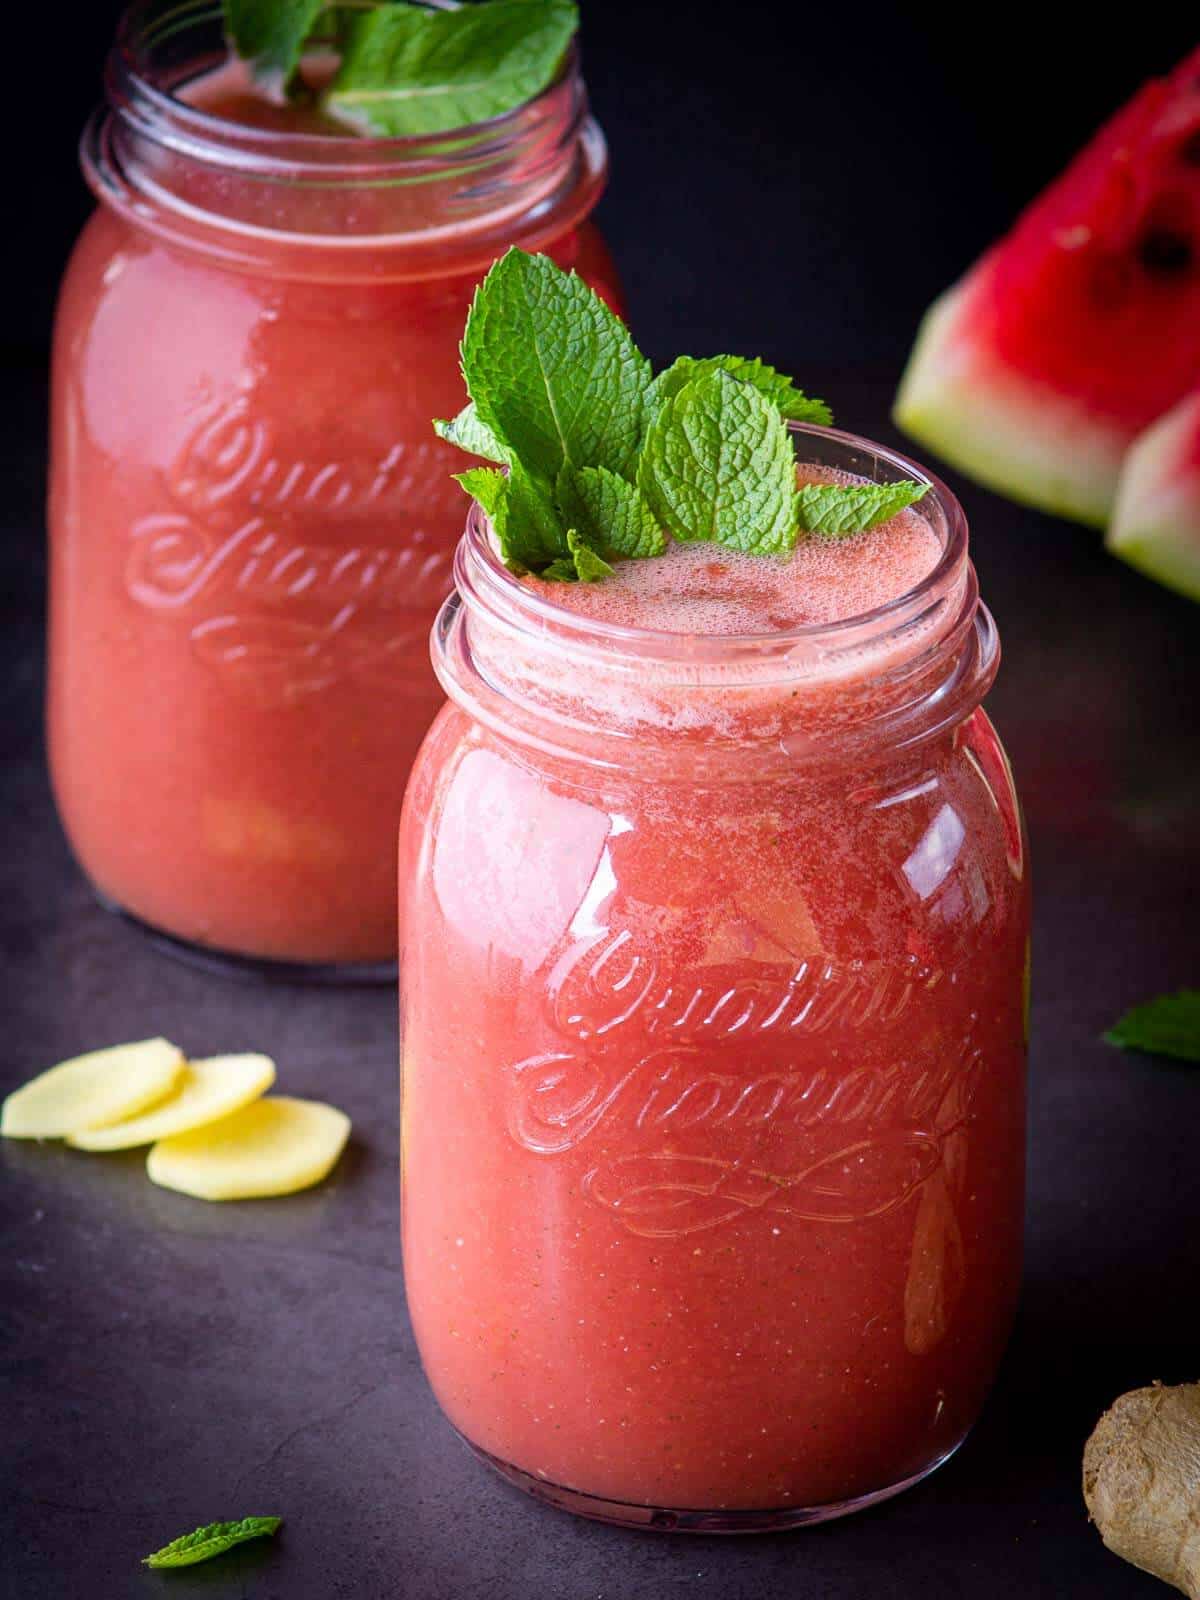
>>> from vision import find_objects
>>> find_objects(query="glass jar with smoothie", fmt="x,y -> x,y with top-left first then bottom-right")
399,388 -> 1029,1526
48,0 -> 620,975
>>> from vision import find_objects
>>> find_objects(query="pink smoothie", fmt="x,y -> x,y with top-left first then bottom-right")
527,474 -> 943,637
49,42 -> 621,965
400,466 -> 1028,1518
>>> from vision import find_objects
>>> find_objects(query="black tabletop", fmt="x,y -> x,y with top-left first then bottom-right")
3,355 -> 1198,1599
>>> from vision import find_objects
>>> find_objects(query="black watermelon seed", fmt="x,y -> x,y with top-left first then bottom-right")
1138,227 -> 1194,275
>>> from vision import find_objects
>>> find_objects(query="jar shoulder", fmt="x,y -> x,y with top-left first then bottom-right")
400,707 -> 1031,996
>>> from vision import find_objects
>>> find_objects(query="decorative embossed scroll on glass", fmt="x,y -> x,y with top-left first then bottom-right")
126,401 -> 456,708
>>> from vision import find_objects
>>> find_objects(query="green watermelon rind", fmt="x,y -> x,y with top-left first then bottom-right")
1107,394 -> 1200,603
893,279 -> 1129,530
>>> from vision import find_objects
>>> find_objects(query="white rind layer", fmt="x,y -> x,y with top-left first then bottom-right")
893,278 -> 1129,529
1107,393 -> 1200,602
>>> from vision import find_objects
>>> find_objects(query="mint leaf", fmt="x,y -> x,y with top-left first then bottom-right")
637,368 -> 798,556
143,1516 -> 282,1570
540,557 -> 579,582
223,0 -> 325,90
796,480 -> 928,538
454,465 -> 507,519
455,462 -> 566,574
435,404 -> 509,464
649,356 -> 832,427
461,249 -> 652,485
567,529 -> 614,581
1104,990 -> 1200,1063
327,1 -> 578,138
558,466 -> 665,559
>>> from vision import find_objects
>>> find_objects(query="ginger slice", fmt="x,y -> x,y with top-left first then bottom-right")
1,1039 -> 184,1140
146,1096 -> 351,1201
67,1055 -> 276,1152
1084,1381 -> 1200,1598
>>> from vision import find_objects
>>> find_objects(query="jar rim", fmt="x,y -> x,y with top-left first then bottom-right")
110,0 -> 586,177
457,421 -> 972,665
437,423 -> 998,774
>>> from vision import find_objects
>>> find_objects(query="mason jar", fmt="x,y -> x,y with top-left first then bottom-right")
398,423 -> 1030,1529
48,0 -> 622,976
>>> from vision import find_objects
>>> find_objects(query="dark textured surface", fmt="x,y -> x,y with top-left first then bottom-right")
4,355 -> 1199,1597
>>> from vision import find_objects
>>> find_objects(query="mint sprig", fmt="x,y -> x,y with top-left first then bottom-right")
222,2 -> 578,136
797,480 -> 929,538
460,249 -> 652,484
558,467 -> 666,560
143,1516 -> 282,1570
328,2 -> 578,137
434,404 -> 509,465
1104,991 -> 1200,1063
638,368 -> 799,556
649,356 -> 831,427
437,248 -> 928,581
224,0 -> 324,89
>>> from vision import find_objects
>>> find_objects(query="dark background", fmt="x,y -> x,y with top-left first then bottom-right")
4,6 -> 1200,1599
3,5 -> 1195,366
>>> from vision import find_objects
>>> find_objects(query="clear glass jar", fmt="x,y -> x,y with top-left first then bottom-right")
398,424 -> 1030,1530
48,0 -> 621,977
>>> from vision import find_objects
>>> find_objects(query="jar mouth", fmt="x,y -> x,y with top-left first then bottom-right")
438,423 -> 999,774
86,0 -> 605,272
458,421 -> 971,666
111,0 -> 586,177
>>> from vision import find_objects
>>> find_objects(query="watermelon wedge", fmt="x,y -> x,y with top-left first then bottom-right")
1107,392 -> 1200,600
895,46 -> 1200,528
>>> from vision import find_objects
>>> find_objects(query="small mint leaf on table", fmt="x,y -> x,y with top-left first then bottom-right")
649,356 -> 832,427
638,368 -> 799,556
143,1516 -> 282,1570
223,0 -> 326,91
434,405 -> 509,465
796,480 -> 928,538
1104,991 -> 1200,1063
327,1 -> 579,138
461,249 -> 652,484
558,466 -> 665,559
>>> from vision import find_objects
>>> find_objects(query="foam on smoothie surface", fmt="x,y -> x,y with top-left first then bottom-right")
523,468 -> 942,635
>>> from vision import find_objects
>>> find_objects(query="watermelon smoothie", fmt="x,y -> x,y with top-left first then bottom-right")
399,428 -> 1029,1526
47,0 -> 620,971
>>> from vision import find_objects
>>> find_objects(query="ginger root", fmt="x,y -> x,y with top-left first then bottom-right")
1084,1382 -> 1200,1598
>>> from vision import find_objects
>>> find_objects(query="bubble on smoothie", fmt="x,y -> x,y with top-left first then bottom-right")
524,467 -> 943,636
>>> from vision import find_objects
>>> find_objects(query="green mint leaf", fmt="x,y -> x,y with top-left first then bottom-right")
434,404 -> 509,464
649,356 -> 832,427
455,462 -> 567,574
461,249 -> 652,485
796,480 -> 928,538
1104,990 -> 1200,1063
454,465 -> 507,519
143,1516 -> 282,1570
540,557 -> 579,582
558,466 -> 666,559
637,368 -> 798,556
567,529 -> 614,582
326,1 -> 578,138
223,0 -> 326,90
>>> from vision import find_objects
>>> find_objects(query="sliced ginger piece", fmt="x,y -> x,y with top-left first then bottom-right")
1,1038 -> 184,1140
146,1096 -> 351,1201
67,1054 -> 276,1152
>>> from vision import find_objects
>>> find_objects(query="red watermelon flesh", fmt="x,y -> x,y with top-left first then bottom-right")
895,46 -> 1200,527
